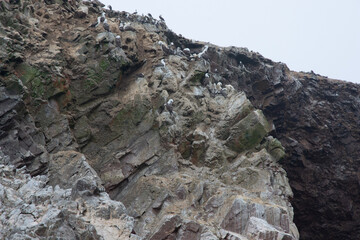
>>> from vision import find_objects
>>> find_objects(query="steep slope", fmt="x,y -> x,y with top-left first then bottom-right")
199,46 -> 360,239
0,0 -> 358,240
0,1 -> 298,239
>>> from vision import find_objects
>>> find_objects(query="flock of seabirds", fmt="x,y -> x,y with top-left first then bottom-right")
88,3 -> 239,115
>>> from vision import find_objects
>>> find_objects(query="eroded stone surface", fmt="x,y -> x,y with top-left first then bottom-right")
0,161 -> 136,240
4,0 -> 349,239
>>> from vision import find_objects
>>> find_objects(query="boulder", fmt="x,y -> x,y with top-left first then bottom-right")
226,110 -> 272,152
48,151 -> 103,190
75,5 -> 88,18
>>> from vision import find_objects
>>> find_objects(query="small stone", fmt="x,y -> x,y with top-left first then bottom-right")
75,5 -> 88,18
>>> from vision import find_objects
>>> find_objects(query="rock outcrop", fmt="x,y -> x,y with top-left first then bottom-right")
0,0 -> 358,239
200,46 -> 360,239
0,161 -> 137,240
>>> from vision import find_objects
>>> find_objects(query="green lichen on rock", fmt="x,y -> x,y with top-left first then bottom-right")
86,58 -> 110,89
16,63 -> 51,98
118,59 -> 131,72
189,70 -> 205,86
261,136 -> 285,161
225,110 -> 272,153
110,97 -> 153,135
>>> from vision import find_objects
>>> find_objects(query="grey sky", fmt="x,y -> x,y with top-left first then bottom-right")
100,0 -> 360,83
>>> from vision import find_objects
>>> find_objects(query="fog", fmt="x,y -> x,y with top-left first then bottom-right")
99,0 -> 360,83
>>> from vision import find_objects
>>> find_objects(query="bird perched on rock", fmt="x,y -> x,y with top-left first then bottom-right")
108,5 -> 112,11
198,45 -> 209,58
100,12 -> 106,23
159,15 -> 165,21
121,22 -> 135,32
239,60 -> 245,69
103,19 -> 110,32
115,35 -> 121,48
225,84 -> 235,95
165,99 -> 174,114
161,59 -> 166,68
207,82 -> 216,97
158,41 -> 173,55
183,48 -> 191,59
202,75 -> 211,87
133,9 -> 138,14
216,82 -> 222,94
119,21 -> 124,31
90,12 -> 105,28
169,42 -> 175,51
90,19 -> 99,28
174,47 -> 186,57
220,87 -> 228,98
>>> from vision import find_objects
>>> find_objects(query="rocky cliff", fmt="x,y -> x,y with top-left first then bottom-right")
0,1 -> 358,240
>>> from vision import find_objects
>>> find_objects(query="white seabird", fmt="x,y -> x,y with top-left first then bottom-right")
115,35 -> 121,48
119,21 -> 124,31
165,99 -> 174,114
239,61 -> 245,69
225,84 -> 235,92
198,45 -> 209,58
161,59 -> 166,67
91,12 -> 105,28
183,48 -> 191,57
225,84 -> 235,96
123,22 -> 134,31
216,82 -> 222,93
100,12 -> 106,23
208,82 -> 217,97
90,17 -> 101,27
220,87 -> 228,98
103,19 -> 110,32
174,47 -> 185,56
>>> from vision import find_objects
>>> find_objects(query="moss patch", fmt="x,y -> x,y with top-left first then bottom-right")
16,63 -> 51,99
86,59 -> 110,89
189,70 -> 205,86
262,136 -> 285,161
226,110 -> 272,153
110,97 -> 152,135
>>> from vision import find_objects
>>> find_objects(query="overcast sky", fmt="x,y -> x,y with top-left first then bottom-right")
100,0 -> 360,83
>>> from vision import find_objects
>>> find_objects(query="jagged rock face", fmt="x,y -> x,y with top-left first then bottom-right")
253,76 -> 360,240
201,48 -> 360,239
1,0 -> 357,239
0,161 -> 137,240
0,1 -> 298,239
